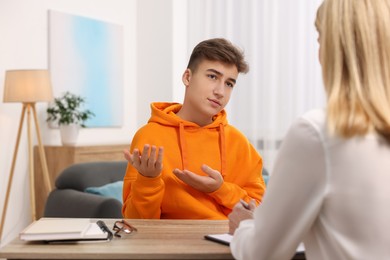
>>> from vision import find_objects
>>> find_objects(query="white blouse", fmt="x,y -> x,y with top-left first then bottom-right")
231,109 -> 390,260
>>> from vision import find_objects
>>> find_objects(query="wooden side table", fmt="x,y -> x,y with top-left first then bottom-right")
33,144 -> 129,219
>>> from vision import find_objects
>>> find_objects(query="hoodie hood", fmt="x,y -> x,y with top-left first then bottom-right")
148,102 -> 228,128
148,102 -> 227,176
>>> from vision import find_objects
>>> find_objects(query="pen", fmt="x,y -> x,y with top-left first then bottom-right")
97,220 -> 113,241
240,199 -> 250,209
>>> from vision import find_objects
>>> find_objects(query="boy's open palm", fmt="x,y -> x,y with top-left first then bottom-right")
124,144 -> 164,178
172,164 -> 223,193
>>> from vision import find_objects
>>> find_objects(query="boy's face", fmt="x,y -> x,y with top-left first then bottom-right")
182,59 -> 238,123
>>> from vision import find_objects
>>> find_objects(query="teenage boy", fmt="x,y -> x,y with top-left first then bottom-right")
122,38 -> 266,219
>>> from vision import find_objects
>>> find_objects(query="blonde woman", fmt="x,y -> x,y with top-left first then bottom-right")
228,0 -> 390,259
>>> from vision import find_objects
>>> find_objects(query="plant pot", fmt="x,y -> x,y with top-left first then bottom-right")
60,124 -> 80,146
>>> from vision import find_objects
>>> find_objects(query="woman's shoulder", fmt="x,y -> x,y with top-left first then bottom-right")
301,108 -> 326,124
283,108 -> 328,145
296,108 -> 327,133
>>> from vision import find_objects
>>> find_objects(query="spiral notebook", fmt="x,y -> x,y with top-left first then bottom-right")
19,218 -> 112,242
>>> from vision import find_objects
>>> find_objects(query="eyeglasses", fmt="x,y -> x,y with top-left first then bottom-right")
112,220 -> 138,238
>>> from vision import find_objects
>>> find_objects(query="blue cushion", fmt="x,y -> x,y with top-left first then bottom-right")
263,174 -> 269,186
84,181 -> 123,202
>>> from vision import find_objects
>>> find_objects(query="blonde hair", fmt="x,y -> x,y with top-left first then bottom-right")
317,0 -> 390,141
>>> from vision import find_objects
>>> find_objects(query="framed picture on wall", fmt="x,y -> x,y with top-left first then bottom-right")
48,10 -> 124,127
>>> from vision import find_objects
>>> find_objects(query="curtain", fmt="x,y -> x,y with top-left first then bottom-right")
185,0 -> 325,171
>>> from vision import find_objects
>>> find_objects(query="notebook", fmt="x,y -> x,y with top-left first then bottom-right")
205,233 -> 305,253
204,233 -> 233,246
19,218 -> 112,242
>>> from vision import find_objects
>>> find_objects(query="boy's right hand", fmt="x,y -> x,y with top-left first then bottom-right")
123,144 -> 164,178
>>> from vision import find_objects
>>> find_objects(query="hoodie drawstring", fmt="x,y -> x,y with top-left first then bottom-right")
179,122 -> 188,170
219,124 -> 226,177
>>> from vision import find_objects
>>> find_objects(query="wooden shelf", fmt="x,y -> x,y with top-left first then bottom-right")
33,144 -> 129,219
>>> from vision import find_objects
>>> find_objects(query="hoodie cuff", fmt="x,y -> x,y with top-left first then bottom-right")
134,173 -> 164,188
208,182 -> 231,203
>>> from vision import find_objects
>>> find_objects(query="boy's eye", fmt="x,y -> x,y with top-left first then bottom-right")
208,74 -> 217,80
226,82 -> 234,88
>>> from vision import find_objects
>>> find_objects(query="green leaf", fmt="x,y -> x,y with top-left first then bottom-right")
46,91 -> 95,126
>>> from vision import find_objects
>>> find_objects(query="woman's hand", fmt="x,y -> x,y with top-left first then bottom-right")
228,199 -> 256,234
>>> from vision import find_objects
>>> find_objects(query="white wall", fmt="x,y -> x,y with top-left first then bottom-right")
136,0 -> 188,123
136,0 -> 173,124
0,0 -> 178,247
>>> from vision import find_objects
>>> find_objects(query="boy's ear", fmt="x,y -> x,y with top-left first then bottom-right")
182,69 -> 191,86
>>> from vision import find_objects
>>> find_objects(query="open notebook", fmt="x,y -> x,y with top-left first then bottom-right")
205,233 -> 305,253
20,218 -> 112,242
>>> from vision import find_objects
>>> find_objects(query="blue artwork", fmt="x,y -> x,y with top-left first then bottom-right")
49,10 -> 123,127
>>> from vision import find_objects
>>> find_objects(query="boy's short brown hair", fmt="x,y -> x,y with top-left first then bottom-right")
187,38 -> 249,74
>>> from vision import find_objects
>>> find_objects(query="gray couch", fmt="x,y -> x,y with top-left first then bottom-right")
44,161 -> 127,218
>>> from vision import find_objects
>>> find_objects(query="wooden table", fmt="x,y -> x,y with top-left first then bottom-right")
0,219 -> 233,260
0,219 -> 305,260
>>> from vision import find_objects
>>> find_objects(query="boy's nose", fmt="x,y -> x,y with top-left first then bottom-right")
213,83 -> 224,97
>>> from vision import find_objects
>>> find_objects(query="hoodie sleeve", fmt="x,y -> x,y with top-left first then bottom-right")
122,129 -> 165,219
122,167 -> 165,218
207,132 -> 266,214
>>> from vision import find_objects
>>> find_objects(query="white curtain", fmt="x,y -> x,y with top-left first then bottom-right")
185,0 -> 325,171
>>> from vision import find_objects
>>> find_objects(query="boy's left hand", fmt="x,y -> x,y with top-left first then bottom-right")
172,164 -> 223,193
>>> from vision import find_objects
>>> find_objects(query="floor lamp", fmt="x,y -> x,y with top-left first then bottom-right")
0,70 -> 53,240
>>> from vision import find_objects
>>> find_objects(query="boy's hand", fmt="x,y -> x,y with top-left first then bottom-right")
124,144 -> 164,178
172,164 -> 223,193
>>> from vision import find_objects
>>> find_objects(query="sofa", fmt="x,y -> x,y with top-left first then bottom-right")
44,161 -> 269,219
44,161 -> 127,219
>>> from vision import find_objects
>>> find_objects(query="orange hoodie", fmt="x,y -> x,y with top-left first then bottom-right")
122,102 -> 266,219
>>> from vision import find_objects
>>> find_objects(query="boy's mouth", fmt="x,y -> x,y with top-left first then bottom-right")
208,98 -> 221,107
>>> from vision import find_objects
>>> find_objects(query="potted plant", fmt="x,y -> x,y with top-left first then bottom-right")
46,91 -> 95,146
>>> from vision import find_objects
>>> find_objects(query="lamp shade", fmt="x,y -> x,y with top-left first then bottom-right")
3,70 -> 53,103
